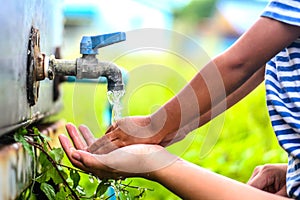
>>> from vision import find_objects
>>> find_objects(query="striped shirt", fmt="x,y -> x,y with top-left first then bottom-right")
262,0 -> 300,198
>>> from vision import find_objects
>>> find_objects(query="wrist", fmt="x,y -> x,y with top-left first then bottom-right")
135,146 -> 180,181
141,157 -> 183,181
139,164 -> 165,182
149,110 -> 178,141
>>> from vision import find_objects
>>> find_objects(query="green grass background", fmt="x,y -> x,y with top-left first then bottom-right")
52,51 -> 287,199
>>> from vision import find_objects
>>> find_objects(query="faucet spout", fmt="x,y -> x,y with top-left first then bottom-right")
98,61 -> 124,91
47,54 -> 124,92
75,54 -> 124,91
45,32 -> 126,92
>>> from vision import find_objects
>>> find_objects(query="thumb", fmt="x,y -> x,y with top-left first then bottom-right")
105,123 -> 117,134
247,174 -> 267,190
275,185 -> 287,197
72,150 -> 102,169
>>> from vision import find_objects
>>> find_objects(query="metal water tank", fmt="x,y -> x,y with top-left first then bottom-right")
0,1 -> 64,199
0,0 -> 64,136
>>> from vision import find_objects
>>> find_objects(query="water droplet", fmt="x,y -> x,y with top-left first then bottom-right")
88,174 -> 94,183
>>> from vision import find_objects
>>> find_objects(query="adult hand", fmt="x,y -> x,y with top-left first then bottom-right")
87,115 -> 190,154
247,164 -> 287,196
87,116 -> 163,154
60,123 -> 177,179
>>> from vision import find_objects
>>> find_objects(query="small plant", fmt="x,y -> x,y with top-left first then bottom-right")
14,127 -> 152,200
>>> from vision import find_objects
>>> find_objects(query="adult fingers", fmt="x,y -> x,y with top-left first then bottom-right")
88,133 -> 119,154
78,125 -> 95,146
65,123 -> 87,150
104,123 -> 117,134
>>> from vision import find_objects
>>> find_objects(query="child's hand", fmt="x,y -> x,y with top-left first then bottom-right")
59,123 -> 177,179
247,164 -> 287,196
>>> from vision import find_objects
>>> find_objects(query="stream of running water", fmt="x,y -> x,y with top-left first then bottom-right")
107,90 -> 125,123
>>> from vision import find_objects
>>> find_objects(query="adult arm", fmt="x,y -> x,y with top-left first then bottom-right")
159,65 -> 265,146
88,66 -> 265,153
88,16 -> 300,153
149,17 -> 300,141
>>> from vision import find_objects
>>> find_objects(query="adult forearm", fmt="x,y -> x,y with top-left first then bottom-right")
198,65 -> 265,127
150,57 -> 263,140
159,66 -> 265,146
150,16 -> 298,140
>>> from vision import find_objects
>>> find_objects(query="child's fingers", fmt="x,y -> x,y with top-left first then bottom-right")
58,134 -> 89,171
65,123 -> 87,150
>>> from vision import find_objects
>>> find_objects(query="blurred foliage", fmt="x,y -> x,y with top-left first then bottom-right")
173,0 -> 217,24
51,44 -> 287,199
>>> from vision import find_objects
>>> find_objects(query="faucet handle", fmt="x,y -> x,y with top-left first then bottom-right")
80,32 -> 126,55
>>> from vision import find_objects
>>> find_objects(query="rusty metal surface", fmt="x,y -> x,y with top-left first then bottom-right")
0,0 -> 64,136
27,27 -> 41,106
0,120 -> 65,200
0,142 -> 33,200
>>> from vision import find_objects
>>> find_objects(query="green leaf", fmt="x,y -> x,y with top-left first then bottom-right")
49,148 -> 64,163
17,127 -> 28,135
75,185 -> 86,196
32,127 -> 40,135
16,126 -> 151,200
55,187 -> 69,200
38,152 -> 52,171
88,174 -> 96,183
28,192 -> 37,200
95,180 -> 110,198
36,163 -> 67,185
35,172 -> 50,183
70,169 -> 80,189
40,183 -> 56,200
49,167 -> 68,185
135,188 -> 146,199
39,132 -> 51,142
14,133 -> 34,157
32,127 -> 50,141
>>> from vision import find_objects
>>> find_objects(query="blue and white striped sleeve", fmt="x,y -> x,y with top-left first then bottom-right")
261,0 -> 300,198
261,0 -> 300,26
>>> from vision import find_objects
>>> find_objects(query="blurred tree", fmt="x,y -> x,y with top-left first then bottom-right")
173,0 -> 217,24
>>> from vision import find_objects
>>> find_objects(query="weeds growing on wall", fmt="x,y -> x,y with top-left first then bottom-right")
15,127 -> 152,200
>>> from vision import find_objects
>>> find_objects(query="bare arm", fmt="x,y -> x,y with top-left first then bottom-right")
151,159 -> 289,200
151,17 -> 300,139
199,66 -> 265,126
87,17 -> 300,153
59,126 -> 290,200
160,66 -> 265,146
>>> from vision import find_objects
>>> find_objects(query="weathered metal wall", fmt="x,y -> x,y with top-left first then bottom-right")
0,0 -> 64,135
0,120 -> 65,200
